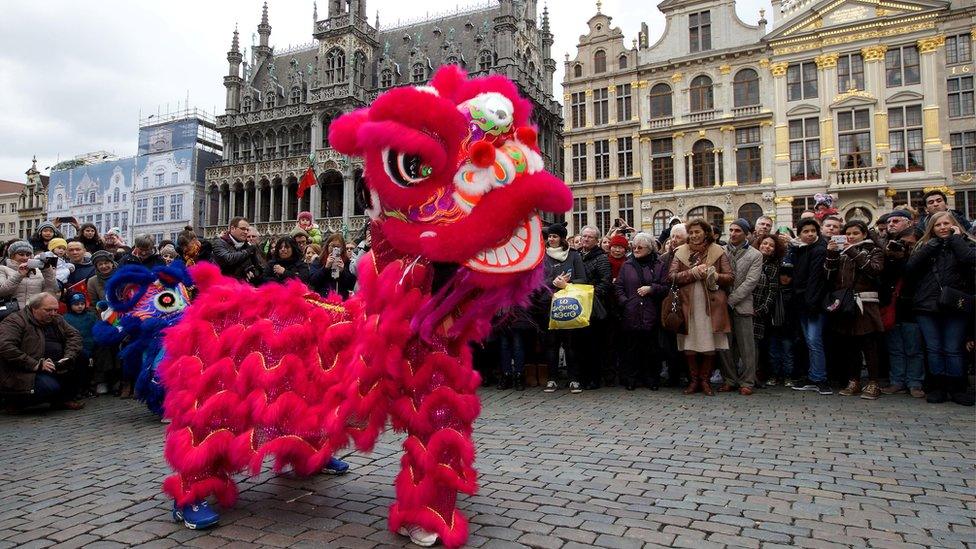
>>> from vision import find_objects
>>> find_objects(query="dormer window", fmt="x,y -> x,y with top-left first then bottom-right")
618,55 -> 628,70
594,50 -> 607,74
689,11 -> 712,53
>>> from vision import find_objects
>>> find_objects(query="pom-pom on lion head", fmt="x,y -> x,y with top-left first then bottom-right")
330,66 -> 572,276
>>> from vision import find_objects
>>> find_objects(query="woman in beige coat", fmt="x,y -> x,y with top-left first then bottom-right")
668,220 -> 734,396
0,240 -> 58,309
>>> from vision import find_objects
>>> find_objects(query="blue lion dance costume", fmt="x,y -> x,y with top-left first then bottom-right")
93,262 -> 193,416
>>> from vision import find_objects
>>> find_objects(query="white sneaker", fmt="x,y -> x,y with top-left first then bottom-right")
569,381 -> 582,394
160,417 -> 173,424
398,525 -> 438,547
543,380 -> 558,393
95,383 -> 109,395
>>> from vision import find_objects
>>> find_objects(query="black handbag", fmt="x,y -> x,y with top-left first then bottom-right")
934,269 -> 975,315
0,298 -> 20,320
824,287 -> 857,315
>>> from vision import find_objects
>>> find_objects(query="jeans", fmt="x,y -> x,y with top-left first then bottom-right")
916,314 -> 968,377
499,330 -> 527,376
767,333 -> 795,379
799,312 -> 826,382
886,322 -> 924,388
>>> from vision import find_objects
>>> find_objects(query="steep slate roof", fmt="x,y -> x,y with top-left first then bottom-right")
377,5 -> 500,70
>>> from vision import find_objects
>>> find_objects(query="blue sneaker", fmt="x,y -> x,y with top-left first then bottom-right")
172,500 -> 219,530
323,456 -> 350,475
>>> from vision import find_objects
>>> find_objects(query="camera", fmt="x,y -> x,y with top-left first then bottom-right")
25,258 -> 44,271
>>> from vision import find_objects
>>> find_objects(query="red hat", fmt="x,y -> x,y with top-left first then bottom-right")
610,235 -> 629,249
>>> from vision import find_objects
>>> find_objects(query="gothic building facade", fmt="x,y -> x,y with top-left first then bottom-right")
564,0 -> 975,236
203,0 -> 562,238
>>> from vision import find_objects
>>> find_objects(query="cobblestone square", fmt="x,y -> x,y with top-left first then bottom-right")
1,387 -> 973,548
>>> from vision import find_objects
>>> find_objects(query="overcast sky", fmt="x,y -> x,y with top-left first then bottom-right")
0,0 -> 770,182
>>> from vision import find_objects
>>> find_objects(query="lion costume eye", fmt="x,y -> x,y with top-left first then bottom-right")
154,291 -> 184,313
383,148 -> 433,187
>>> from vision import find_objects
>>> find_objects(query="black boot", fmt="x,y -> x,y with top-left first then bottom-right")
497,374 -> 512,390
513,374 -> 525,391
926,375 -> 948,404
949,377 -> 975,406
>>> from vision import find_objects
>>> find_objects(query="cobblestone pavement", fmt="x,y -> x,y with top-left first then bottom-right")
1,386 -> 974,548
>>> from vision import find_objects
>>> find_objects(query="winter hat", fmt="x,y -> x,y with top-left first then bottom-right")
814,193 -> 834,208
545,222 -> 568,240
609,234 -> 629,248
69,293 -> 86,306
887,209 -> 912,220
91,250 -> 116,266
730,218 -> 752,233
159,244 -> 177,257
289,228 -> 310,239
298,211 -> 313,223
37,221 -> 57,233
7,241 -> 32,257
47,238 -> 68,251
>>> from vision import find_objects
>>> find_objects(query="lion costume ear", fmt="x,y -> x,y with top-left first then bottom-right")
329,109 -> 370,156
430,65 -> 467,102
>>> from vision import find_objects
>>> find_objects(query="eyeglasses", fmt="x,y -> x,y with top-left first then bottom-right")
633,245 -> 649,250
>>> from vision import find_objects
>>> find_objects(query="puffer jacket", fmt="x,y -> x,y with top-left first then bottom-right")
906,234 -> 976,314
0,259 -> 59,309
825,239 -> 885,335
614,254 -> 668,331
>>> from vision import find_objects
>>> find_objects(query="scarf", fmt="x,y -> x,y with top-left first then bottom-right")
546,246 -> 569,262
182,240 -> 201,266
608,255 -> 626,279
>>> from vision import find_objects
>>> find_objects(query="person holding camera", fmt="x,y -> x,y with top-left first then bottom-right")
879,211 -> 924,398
211,217 -> 262,283
309,233 -> 356,299
0,293 -> 85,411
0,241 -> 58,309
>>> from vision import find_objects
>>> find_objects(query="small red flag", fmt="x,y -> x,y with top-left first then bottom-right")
297,166 -> 316,199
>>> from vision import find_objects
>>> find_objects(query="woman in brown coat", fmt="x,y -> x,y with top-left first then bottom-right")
668,220 -> 734,395
825,220 -> 885,400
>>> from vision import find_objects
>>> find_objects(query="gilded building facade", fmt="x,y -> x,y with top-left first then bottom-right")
203,0 -> 561,238
564,0 -> 975,235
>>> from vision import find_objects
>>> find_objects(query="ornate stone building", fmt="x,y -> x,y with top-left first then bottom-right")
204,0 -> 562,238
564,0 -> 975,235
563,0 -> 773,237
0,179 -> 24,241
18,157 -> 49,241
767,0 -> 975,226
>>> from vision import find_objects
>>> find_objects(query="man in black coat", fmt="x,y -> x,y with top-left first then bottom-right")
578,225 -> 613,390
210,217 -> 261,283
789,218 -> 832,396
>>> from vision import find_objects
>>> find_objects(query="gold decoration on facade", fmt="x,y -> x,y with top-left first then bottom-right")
671,72 -> 683,83
923,185 -> 954,196
861,45 -> 889,61
719,65 -> 731,75
672,131 -> 686,139
771,19 -> 937,56
720,125 -> 735,132
885,188 -> 898,198
773,196 -> 794,205
917,34 -> 945,53
758,58 -> 769,68
833,88 -> 876,103
585,89 -> 594,96
769,62 -> 789,77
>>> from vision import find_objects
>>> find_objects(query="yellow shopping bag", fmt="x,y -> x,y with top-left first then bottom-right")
548,283 -> 594,330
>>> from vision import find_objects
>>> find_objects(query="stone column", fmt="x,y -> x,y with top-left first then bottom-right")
342,163 -> 355,225
769,61 -> 791,185
586,140 -> 595,183
229,188 -> 237,219
609,137 -> 619,180
242,186 -> 251,222
918,35 -> 947,176
673,132 -> 687,191
281,179 -> 289,222
310,184 -> 323,219
254,184 -> 263,223
713,150 -> 722,187
721,125 -> 736,186
607,83 -> 617,123
585,89 -> 594,129
638,135 -> 651,194
862,45 -> 889,170
773,195 -> 794,229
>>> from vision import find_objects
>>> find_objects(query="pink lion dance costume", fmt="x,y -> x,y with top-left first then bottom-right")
159,66 -> 571,547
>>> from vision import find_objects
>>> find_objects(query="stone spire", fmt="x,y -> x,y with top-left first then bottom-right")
541,3 -> 550,34
225,24 -> 244,114
257,1 -> 271,49
230,24 -> 240,54
313,1 -> 318,32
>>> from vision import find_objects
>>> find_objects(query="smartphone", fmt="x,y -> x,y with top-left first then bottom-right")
831,235 -> 848,248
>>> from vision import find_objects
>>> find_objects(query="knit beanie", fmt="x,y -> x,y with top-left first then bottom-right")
609,235 -> 629,249
545,222 -> 568,240
159,244 -> 177,257
69,293 -> 86,306
298,211 -> 313,223
91,250 -> 117,266
36,221 -> 57,233
47,238 -> 68,251
7,241 -> 32,257
730,218 -> 753,233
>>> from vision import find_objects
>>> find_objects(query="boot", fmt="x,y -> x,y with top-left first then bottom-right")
683,356 -> 700,395
536,364 -> 549,387
497,374 -> 512,390
699,357 -> 715,396
926,375 -> 948,403
524,364 -> 538,388
949,376 -> 975,406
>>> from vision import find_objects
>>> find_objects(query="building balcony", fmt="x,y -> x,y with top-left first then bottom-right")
216,103 -> 312,129
829,165 -> 885,189
686,110 -> 718,123
648,116 -> 673,129
206,153 -> 312,181
731,105 -> 762,117
202,215 -> 369,239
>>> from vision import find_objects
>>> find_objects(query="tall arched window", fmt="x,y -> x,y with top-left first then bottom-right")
478,50 -> 492,71
733,69 -> 760,107
652,209 -> 674,234
265,90 -> 276,109
321,113 -> 335,149
691,139 -> 716,188
326,48 -> 346,83
573,64 -> 583,78
594,50 -> 607,73
412,63 -> 426,83
737,203 -> 763,225
289,86 -> 302,105
380,68 -> 393,88
689,75 -> 713,112
618,54 -> 628,69
649,83 -> 673,118
241,95 -> 252,113
353,51 -> 367,87
265,130 -> 276,158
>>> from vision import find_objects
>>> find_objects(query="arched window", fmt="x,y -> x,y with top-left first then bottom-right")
265,130 -> 276,158
326,48 -> 346,83
240,133 -> 252,161
290,86 -> 302,105
649,83 -> 672,118
652,209 -> 673,235
733,69 -> 760,107
412,63 -> 426,83
241,95 -> 252,113
689,75 -> 713,112
265,90 -> 276,109
353,50 -> 367,87
380,68 -> 393,88
687,205 -> 725,229
691,139 -> 716,188
594,50 -> 607,73
478,50 -> 492,71
277,128 -> 290,157
253,132 -> 264,160
573,63 -> 583,78
618,54 -> 628,70
737,203 -> 763,225
321,113 -> 335,149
